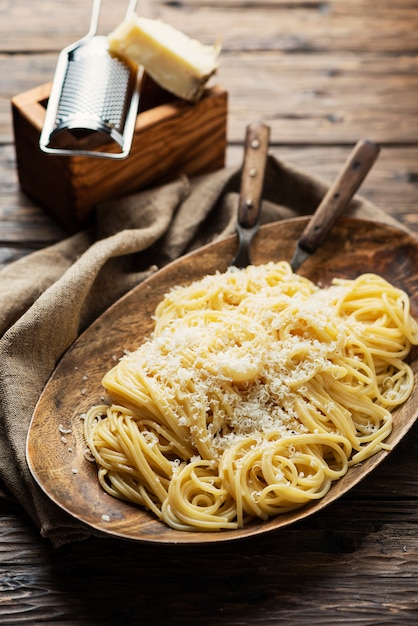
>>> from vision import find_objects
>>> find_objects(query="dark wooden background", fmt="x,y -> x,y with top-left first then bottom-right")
1,0 -> 418,623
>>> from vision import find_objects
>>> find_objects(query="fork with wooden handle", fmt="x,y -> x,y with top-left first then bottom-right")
230,121 -> 271,268
290,139 -> 381,272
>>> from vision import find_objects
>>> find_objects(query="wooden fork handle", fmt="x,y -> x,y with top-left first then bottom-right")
298,139 -> 381,254
238,121 -> 271,229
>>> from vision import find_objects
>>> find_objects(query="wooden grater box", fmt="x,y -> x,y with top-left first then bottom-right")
12,81 -> 228,232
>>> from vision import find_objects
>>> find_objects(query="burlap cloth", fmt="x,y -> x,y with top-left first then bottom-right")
0,155 -> 405,547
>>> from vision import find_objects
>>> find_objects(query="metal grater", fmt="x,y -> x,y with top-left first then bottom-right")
39,0 -> 140,159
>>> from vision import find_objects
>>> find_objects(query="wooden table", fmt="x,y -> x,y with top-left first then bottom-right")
1,1 -> 418,623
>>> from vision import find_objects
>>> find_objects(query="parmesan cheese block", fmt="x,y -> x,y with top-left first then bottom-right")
108,16 -> 221,102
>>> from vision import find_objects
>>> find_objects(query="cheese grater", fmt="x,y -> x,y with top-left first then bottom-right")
39,0 -> 140,159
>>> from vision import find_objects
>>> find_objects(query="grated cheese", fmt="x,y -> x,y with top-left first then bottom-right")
114,266 -> 355,456
84,263 -> 418,531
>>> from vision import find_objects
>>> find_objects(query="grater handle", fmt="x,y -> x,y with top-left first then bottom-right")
89,0 -> 139,37
126,0 -> 139,18
87,0 -> 102,38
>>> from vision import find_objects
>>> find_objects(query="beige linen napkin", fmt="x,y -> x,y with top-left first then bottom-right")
0,156 -> 402,546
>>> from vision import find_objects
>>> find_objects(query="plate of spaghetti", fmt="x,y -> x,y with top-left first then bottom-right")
27,217 -> 418,543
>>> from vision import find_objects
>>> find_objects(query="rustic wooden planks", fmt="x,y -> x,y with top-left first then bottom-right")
2,51 -> 418,146
2,426 -> 418,624
2,1 -> 418,54
1,4 -> 418,621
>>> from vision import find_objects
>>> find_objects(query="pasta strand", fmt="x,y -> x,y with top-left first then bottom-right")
84,263 -> 418,530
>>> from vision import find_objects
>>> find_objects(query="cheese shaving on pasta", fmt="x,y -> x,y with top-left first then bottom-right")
83,261 -> 418,531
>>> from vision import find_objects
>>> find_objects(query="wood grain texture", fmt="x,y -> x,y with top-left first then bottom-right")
2,52 -> 418,145
2,0 -> 418,623
294,139 -> 380,258
12,83 -> 227,230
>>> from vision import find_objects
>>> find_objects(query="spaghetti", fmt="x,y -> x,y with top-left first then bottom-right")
83,262 -> 418,530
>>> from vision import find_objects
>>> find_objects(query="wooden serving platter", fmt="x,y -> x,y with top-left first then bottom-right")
26,217 -> 418,543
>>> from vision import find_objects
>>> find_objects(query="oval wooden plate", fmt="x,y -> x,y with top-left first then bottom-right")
26,217 -> 418,543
